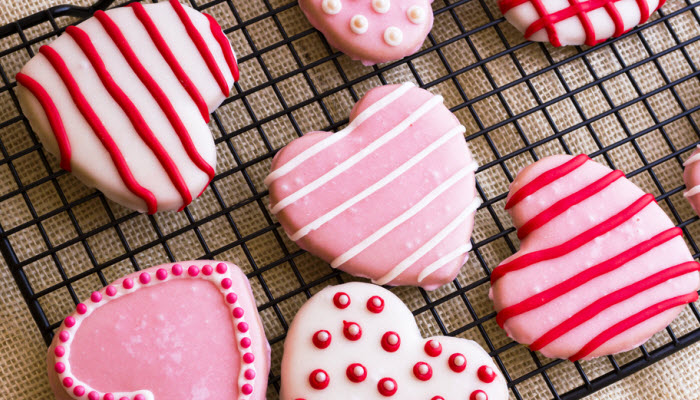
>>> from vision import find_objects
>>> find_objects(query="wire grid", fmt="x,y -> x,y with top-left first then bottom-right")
0,0 -> 699,398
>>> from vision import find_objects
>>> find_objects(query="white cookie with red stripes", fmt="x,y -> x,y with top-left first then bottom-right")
16,1 -> 239,213
490,154 -> 699,360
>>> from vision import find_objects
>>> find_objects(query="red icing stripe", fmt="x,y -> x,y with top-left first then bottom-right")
66,25 -> 193,210
15,72 -> 71,171
170,0 -> 230,97
39,45 -> 157,213
129,2 -> 210,123
569,291 -> 699,361
505,154 -> 589,210
517,169 -> 624,239
497,227 -> 683,327
95,11 -> 215,189
492,193 -> 656,283
531,261 -> 699,354
205,13 -> 239,83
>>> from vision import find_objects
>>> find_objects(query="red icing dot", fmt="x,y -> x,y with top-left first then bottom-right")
156,268 -> 168,280
172,264 -> 183,275
122,278 -> 134,289
449,353 -> 467,373
242,384 -> 253,395
413,362 -> 432,381
238,322 -> 249,332
88,391 -> 100,400
188,265 -> 200,277
202,264 -> 213,275
91,291 -> 102,303
54,346 -> 65,357
233,307 -> 245,318
367,296 -> 384,313
470,390 -> 488,400
309,369 -> 329,390
119,397 -> 129,400
135,395 -> 146,400
64,316 -> 76,328
243,353 -> 255,363
54,362 -> 65,373
105,285 -> 117,297
346,363 -> 367,383
76,303 -> 87,314
333,292 -> 351,309
73,386 -> 85,396
343,321 -> 362,341
221,278 -> 232,289
431,397 -> 445,400
424,340 -> 442,357
139,272 -> 151,284
381,331 -> 400,352
216,263 -> 228,274
59,331 -> 70,342
313,330 -> 332,349
104,394 -> 114,400
62,377 -> 73,388
241,337 -> 252,348
245,368 -> 256,380
226,293 -> 238,304
478,365 -> 497,383
377,377 -> 397,396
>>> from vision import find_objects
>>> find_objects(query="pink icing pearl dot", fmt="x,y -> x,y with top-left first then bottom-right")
309,369 -> 329,390
134,395 -> 146,400
242,384 -> 253,395
62,377 -> 73,387
59,331 -> 70,342
64,316 -> 76,327
432,397 -> 445,400
122,278 -> 134,289
226,293 -> 238,304
54,346 -> 65,357
105,285 -> 117,296
88,391 -> 100,400
424,340 -> 442,357
333,292 -> 351,309
245,369 -> 256,380
240,337 -> 252,348
54,362 -> 65,373
377,377 -> 397,396
139,272 -> 151,284
449,353 -> 467,373
172,264 -> 183,275
243,353 -> 255,363
221,278 -> 232,289
91,291 -> 102,303
119,397 -> 129,400
238,322 -> 249,332
470,390 -> 488,400
104,394 -> 114,400
216,263 -> 228,274
156,268 -> 168,280
188,265 -> 200,277
478,365 -> 497,383
76,303 -> 87,314
202,264 -> 213,275
233,307 -> 245,318
73,386 -> 85,396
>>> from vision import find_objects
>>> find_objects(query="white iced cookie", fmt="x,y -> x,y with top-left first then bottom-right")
15,1 -> 240,213
499,0 -> 663,46
280,282 -> 508,400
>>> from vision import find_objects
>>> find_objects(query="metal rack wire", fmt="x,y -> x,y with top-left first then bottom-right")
1,0 -> 699,399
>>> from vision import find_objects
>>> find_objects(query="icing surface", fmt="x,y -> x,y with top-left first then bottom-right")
683,145 -> 700,214
491,155 -> 700,360
280,282 -> 508,399
299,0 -> 435,65
266,83 -> 479,290
16,2 -> 238,213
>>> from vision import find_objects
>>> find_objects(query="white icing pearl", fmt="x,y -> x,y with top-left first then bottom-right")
454,355 -> 465,366
383,380 -> 395,390
384,26 -> 403,46
353,365 -> 364,376
348,324 -> 360,335
372,0 -> 390,13
418,364 -> 429,374
407,5 -> 426,24
475,393 -> 487,400
372,297 -> 382,307
315,371 -> 327,382
350,15 -> 369,34
429,340 -> 439,348
387,334 -> 398,345
338,294 -> 349,305
318,331 -> 329,341
322,0 -> 342,14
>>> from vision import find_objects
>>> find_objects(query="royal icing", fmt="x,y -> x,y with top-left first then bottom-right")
16,1 -> 239,213
299,0 -> 435,65
280,282 -> 508,399
266,83 -> 479,290
491,155 -> 700,360
683,145 -> 700,214
47,261 -> 270,400
499,0 -> 664,46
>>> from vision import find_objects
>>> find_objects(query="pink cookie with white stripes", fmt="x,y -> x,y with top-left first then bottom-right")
490,154 -> 699,360
280,282 -> 508,400
683,145 -> 700,214
299,0 -> 434,65
47,261 -> 270,400
266,83 -> 479,290
16,1 -> 239,213
500,0 -> 664,46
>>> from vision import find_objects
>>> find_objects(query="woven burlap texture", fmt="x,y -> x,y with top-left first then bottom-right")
1,0 -> 700,399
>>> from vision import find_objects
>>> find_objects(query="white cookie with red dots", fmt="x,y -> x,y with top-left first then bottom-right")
47,261 -> 270,400
280,282 -> 508,400
299,0 -> 435,65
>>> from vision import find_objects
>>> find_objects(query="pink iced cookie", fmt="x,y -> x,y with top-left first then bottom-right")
490,154 -> 700,360
499,0 -> 664,46
280,282 -> 508,400
266,83 -> 479,290
299,0 -> 434,65
47,261 -> 270,400
16,1 -> 239,213
683,145 -> 700,214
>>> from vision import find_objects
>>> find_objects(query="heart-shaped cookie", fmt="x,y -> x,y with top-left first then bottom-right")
266,83 -> 479,290
500,0 -> 664,46
299,0 -> 435,65
491,154 -> 699,360
280,282 -> 508,400
47,261 -> 270,400
16,1 -> 239,213
683,144 -> 700,214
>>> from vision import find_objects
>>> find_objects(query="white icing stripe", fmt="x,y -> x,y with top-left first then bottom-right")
271,94 -> 445,214
417,243 -> 473,283
374,198 -> 480,285
684,185 -> 700,197
264,82 -> 414,186
331,163 -> 477,269
289,125 -> 467,241
683,145 -> 700,166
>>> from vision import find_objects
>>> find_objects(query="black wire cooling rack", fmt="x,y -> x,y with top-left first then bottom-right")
1,0 -> 700,399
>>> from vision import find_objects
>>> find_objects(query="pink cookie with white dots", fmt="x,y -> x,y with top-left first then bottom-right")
47,261 -> 270,400
299,0 -> 435,65
280,282 -> 508,400
683,144 -> 700,214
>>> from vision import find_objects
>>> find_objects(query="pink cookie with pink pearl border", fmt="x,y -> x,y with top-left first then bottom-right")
280,282 -> 508,400
299,0 -> 435,65
47,261 -> 270,400
683,144 -> 700,214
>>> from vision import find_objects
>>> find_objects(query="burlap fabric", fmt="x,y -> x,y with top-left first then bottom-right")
1,0 -> 700,399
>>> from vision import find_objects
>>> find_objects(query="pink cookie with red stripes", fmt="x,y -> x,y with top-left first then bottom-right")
683,145 -> 700,214
299,0 -> 434,65
280,282 -> 508,400
16,1 -> 239,213
490,154 -> 699,360
266,83 -> 479,290
47,261 -> 270,400
499,0 -> 664,46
